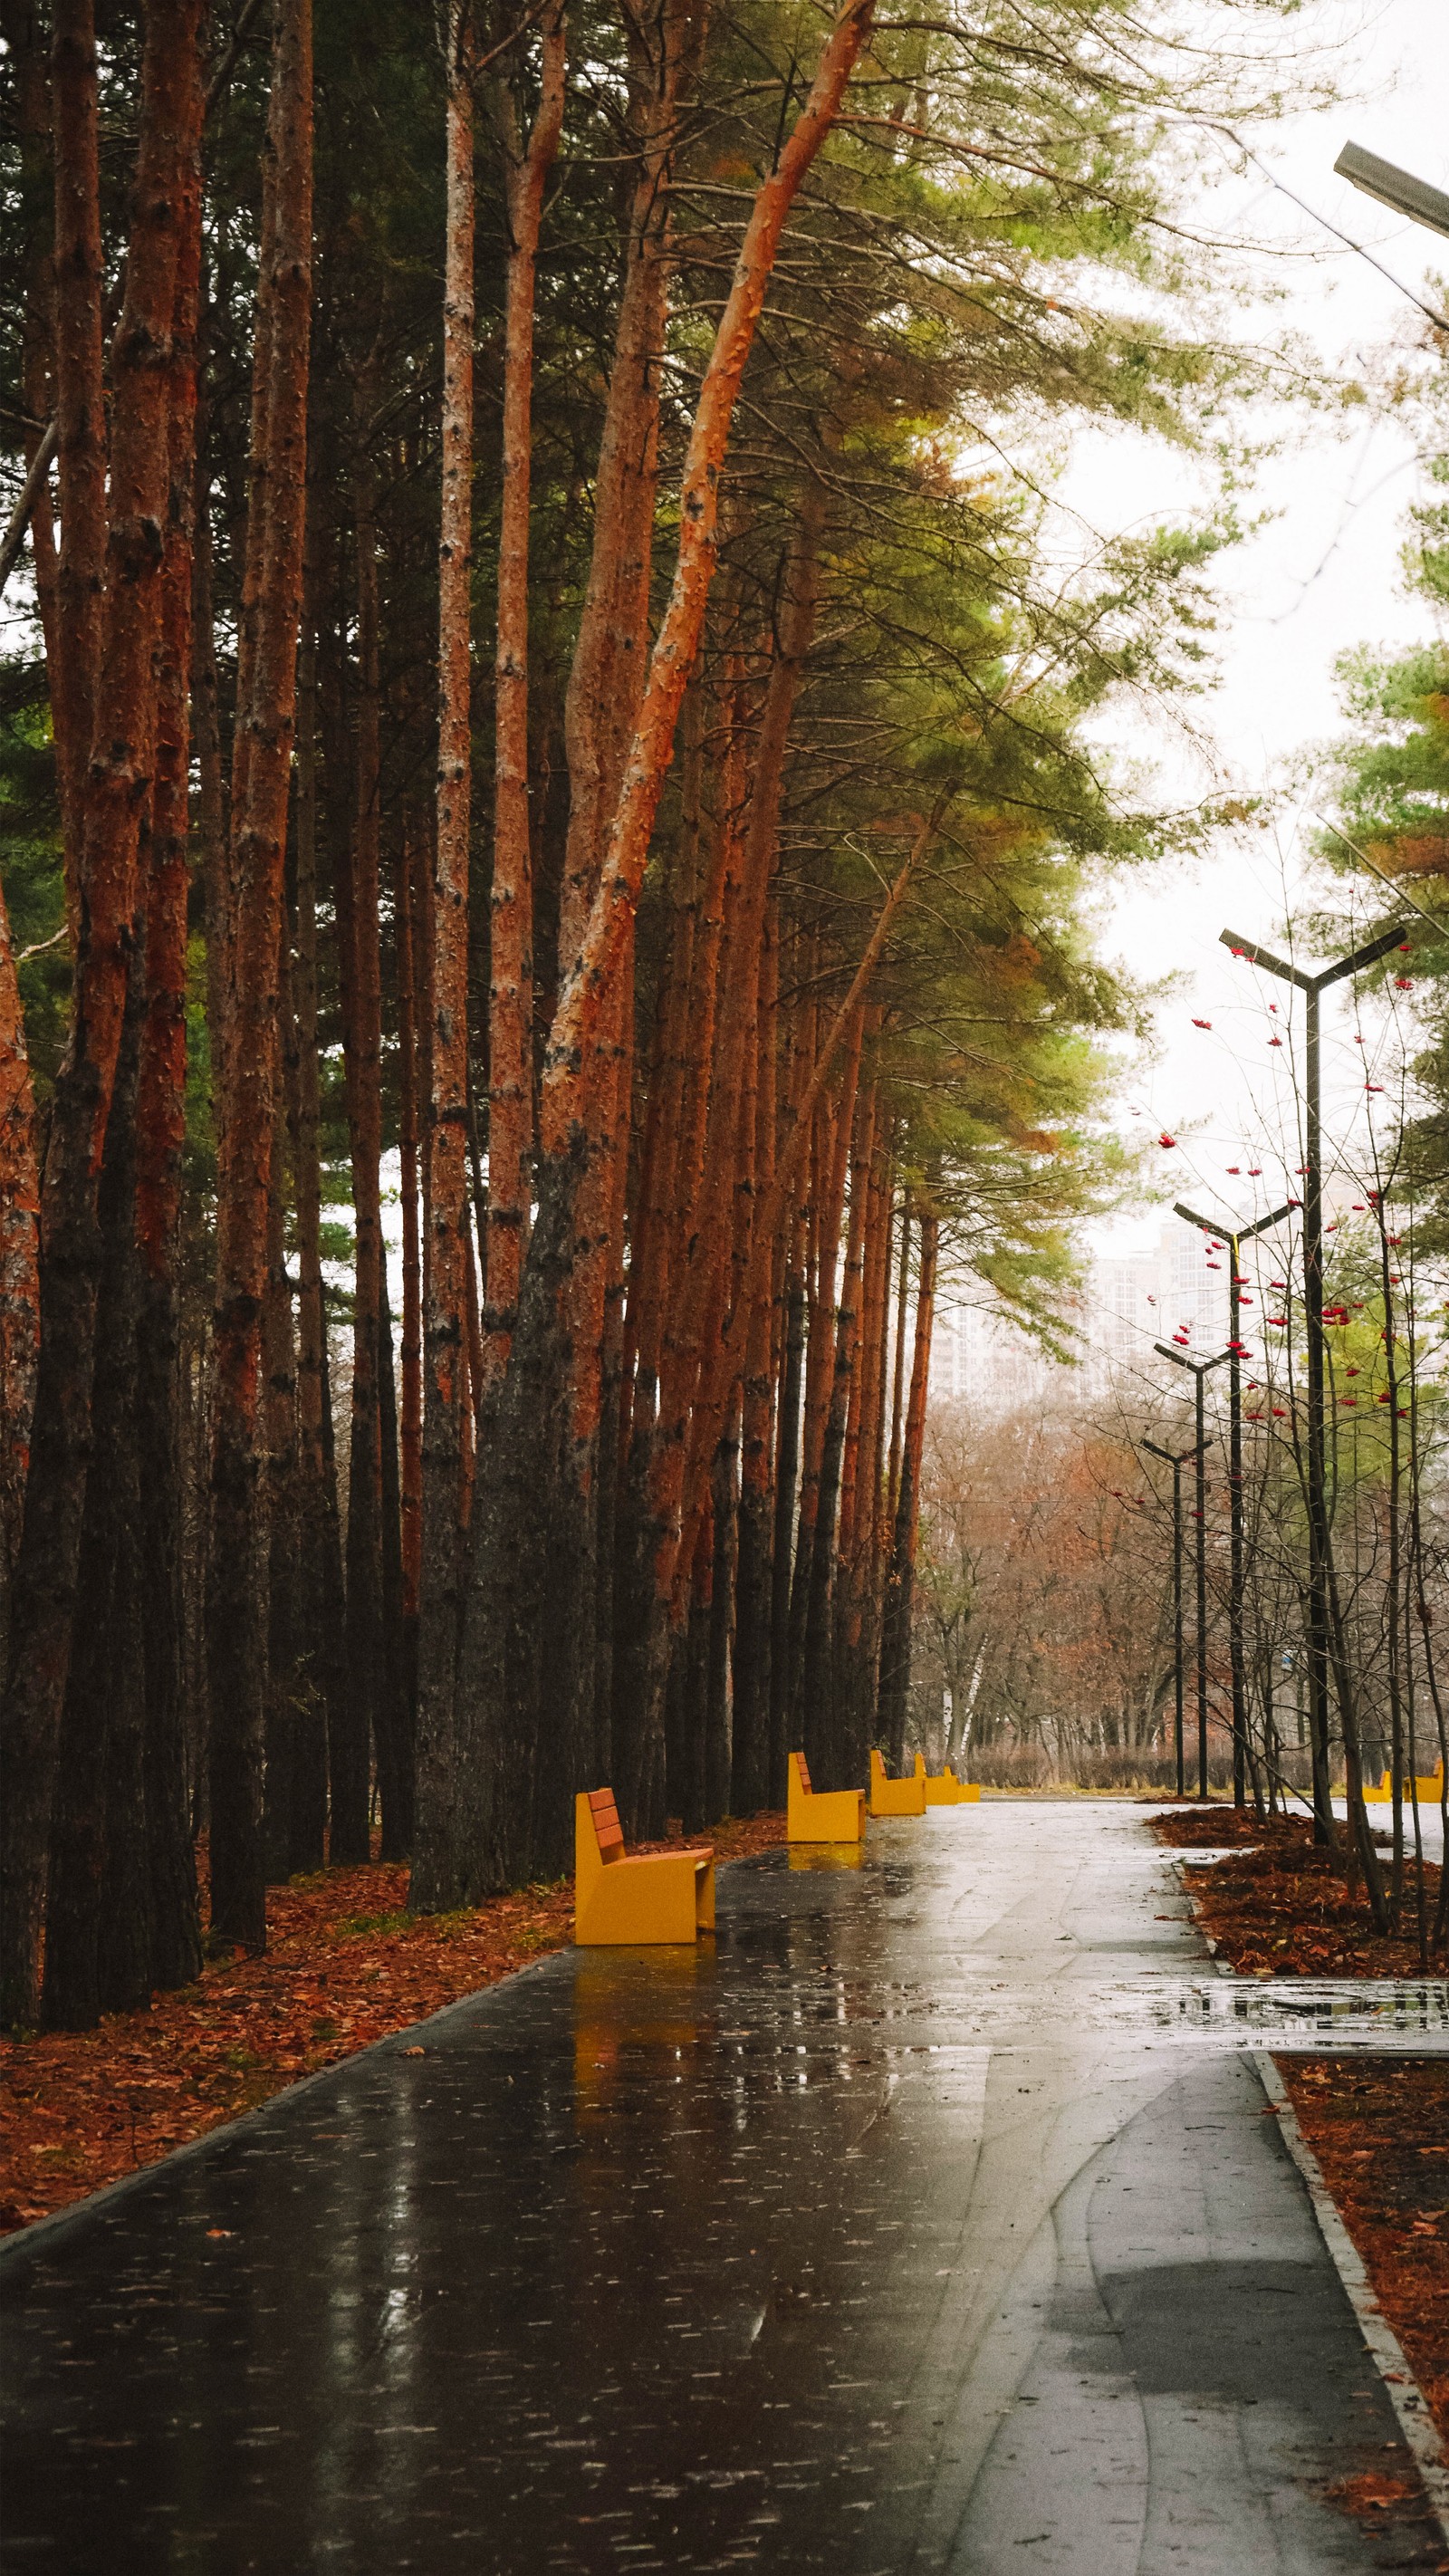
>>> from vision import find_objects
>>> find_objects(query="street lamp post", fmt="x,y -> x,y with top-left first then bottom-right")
1143,1436 -> 1208,1797
1155,1343 -> 1231,1797
1173,1197 -> 1293,1807
1221,922 -> 1406,1838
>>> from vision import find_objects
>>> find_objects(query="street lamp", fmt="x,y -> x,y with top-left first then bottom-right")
1142,1436 -> 1209,1798
1221,922 -> 1407,1839
1333,143 -> 1449,241
1154,1342 -> 1231,1798
1173,1195 -> 1293,1807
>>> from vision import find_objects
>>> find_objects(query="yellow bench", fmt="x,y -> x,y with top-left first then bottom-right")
869,1747 -> 926,1818
787,1751 -> 866,1844
573,1790 -> 715,1944
913,1752 -> 981,1805
1366,1764 -> 1444,1806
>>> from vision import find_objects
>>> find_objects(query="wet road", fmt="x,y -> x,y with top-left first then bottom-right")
3,1801 -> 1445,2572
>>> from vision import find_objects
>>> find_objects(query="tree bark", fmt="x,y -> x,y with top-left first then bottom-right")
410,5 -> 475,1911
283,585 -> 337,1872
208,0 -> 312,1954
878,1204 -> 937,1768
135,69 -> 205,1985
0,885 -> 39,1682
802,1071 -> 875,1780
333,418 -> 387,1866
792,1026 -> 861,1767
482,2 -> 565,1388
452,0 -> 873,1893
395,832 -> 423,1620
1,0 -> 203,2029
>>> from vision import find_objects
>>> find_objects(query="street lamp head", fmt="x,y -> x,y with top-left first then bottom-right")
1334,142 -> 1449,242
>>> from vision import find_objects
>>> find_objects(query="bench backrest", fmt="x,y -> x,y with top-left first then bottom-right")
587,1787 -> 626,1863
792,1751 -> 812,1795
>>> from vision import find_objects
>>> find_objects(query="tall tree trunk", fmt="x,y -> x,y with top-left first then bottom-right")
878,1203 -> 937,1768
395,832 -> 423,1621
283,587 -> 337,1872
837,1132 -> 892,1780
453,0 -> 874,1893
555,0 -> 698,984
45,0 -> 106,919
705,1417 -> 738,1820
802,1070 -> 875,1781
136,86 -> 205,1987
207,0 -> 312,1953
0,886 -> 40,1683
1,0 -> 202,2029
792,1028 -> 861,1765
410,5 -> 475,1912
377,1274 -> 412,1854
334,423 -> 386,1865
43,951 -> 146,2030
262,1128 -> 299,1883
482,2 -> 565,1387
731,885 -> 777,1817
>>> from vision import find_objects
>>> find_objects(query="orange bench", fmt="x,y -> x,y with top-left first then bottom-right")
787,1751 -> 866,1844
573,1790 -> 715,1945
1366,1763 -> 1444,1806
869,1747 -> 926,1817
913,1752 -> 981,1805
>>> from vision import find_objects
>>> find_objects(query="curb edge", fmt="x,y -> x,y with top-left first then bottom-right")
1255,2050 -> 1449,2549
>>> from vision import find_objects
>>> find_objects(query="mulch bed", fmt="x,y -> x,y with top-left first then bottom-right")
1279,2058 -> 1449,2456
1149,1805 -> 1449,2468
1150,1803 -> 1444,1979
0,1811 -> 786,2236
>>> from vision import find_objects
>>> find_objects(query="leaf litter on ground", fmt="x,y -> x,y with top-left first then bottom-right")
0,1811 -> 786,2234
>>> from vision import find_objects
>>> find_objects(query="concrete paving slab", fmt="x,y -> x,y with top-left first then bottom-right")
2,1801 -> 1444,2571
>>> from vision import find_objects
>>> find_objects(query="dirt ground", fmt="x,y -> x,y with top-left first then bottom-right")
0,1811 -> 786,2235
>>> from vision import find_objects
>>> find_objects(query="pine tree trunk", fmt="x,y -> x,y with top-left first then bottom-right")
837,1136 -> 892,1780
262,1133 -> 299,1883
793,1029 -> 861,1767
878,1205 -> 937,1767
410,7 -> 475,1912
0,886 -> 39,1683
283,590 -> 337,1872
454,0 -> 874,1889
1,0 -> 203,2029
482,3 -> 565,1386
705,1419 -> 738,1820
135,69 -> 204,1989
333,426 -> 387,1866
43,952 -> 146,2031
802,1072 -> 875,1780
377,1275 -> 413,1855
208,0 -> 312,1954
395,833 -> 423,1620
731,887 -> 777,1817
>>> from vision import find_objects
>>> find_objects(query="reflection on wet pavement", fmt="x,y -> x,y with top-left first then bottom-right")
2,1801 -> 1444,2571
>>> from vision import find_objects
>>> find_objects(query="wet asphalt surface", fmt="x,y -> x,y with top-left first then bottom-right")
3,1801 -> 1446,2572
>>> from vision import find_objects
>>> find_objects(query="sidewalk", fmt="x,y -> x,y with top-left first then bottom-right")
3,1802 -> 1444,2571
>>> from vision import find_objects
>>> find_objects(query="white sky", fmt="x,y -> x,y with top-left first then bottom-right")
1041,0 -> 1449,1256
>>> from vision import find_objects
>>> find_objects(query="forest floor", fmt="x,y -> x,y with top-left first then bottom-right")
0,1811 -> 787,2235
1152,1802 -> 1449,2452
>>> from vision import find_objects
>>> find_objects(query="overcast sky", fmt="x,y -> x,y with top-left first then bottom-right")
1045,0 -> 1448,1256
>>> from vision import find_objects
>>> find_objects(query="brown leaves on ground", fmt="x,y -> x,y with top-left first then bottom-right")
1150,1805 -> 1444,1978
1280,2057 -> 1449,2455
0,1811 -> 786,2235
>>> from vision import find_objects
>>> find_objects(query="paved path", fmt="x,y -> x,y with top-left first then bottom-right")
4,1802 -> 1446,2572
